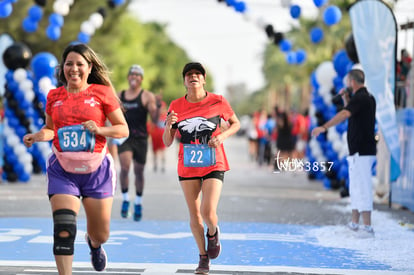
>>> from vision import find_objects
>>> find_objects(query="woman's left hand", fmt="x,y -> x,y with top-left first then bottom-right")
208,135 -> 222,148
82,120 -> 98,134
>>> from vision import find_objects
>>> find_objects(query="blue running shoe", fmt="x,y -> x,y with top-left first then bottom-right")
134,204 -> 142,221
85,234 -> 107,272
121,201 -> 130,218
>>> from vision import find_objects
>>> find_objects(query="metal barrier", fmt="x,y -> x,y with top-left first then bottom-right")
392,108 -> 414,211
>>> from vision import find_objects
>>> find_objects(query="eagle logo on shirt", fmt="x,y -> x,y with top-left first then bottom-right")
178,116 -> 218,144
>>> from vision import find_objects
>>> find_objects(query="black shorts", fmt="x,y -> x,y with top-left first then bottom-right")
118,137 -> 148,165
179,171 -> 225,182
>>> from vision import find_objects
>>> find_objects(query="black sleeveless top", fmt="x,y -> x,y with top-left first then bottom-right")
120,89 -> 148,138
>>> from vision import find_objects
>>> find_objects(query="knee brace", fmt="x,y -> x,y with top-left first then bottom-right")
53,209 -> 77,255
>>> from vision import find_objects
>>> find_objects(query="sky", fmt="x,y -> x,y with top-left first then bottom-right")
129,0 -> 413,95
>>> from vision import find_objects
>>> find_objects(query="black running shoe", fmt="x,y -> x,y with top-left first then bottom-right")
85,234 -> 107,272
206,226 -> 221,259
195,254 -> 209,274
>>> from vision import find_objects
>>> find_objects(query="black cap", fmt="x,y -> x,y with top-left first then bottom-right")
182,62 -> 205,78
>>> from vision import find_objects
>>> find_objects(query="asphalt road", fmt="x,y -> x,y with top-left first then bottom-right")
0,136 -> 413,275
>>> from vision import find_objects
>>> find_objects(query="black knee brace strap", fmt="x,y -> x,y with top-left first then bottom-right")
53,209 -> 77,255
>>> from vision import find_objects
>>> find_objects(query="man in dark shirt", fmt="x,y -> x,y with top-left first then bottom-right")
312,69 -> 376,236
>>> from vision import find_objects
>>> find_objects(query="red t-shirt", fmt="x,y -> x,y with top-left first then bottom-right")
46,84 -> 120,152
168,92 -> 234,178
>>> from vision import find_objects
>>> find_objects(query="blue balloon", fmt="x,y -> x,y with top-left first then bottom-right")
15,126 -> 27,138
19,172 -> 31,183
77,32 -> 91,44
46,24 -> 61,41
6,80 -> 18,92
310,71 -> 320,89
333,50 -> 351,77
113,0 -> 125,5
28,5 -> 43,21
279,39 -> 292,52
226,0 -> 236,7
31,52 -> 58,78
333,75 -> 344,91
323,178 -> 332,189
14,162 -> 25,175
323,5 -> 342,26
313,0 -> 327,8
0,2 -> 13,18
14,89 -> 25,102
290,5 -> 301,19
49,12 -> 64,27
234,1 -> 246,13
286,51 -> 296,64
6,152 -> 18,165
310,27 -> 324,44
22,17 -> 38,33
296,49 -> 307,64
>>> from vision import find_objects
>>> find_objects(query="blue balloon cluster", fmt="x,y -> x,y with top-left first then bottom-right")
22,4 -> 43,33
220,0 -> 248,13
306,51 -> 355,189
286,49 -> 307,65
1,48 -> 59,182
46,12 -> 64,41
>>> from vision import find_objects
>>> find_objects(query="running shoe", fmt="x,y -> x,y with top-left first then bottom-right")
360,225 -> 375,237
134,204 -> 142,221
121,201 -> 130,218
85,234 -> 107,272
206,226 -> 221,259
347,222 -> 359,231
195,254 -> 209,274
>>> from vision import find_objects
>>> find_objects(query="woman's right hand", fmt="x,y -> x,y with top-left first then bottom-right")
166,110 -> 178,129
23,134 -> 36,148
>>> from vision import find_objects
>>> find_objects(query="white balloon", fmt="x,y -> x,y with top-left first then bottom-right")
24,89 -> 35,102
13,68 -> 27,83
319,85 -> 332,96
14,144 -> 27,155
255,17 -> 266,29
315,61 -> 336,87
38,76 -> 54,94
327,127 -> 339,141
61,0 -> 74,5
19,79 -> 33,92
80,21 -> 95,36
242,10 -> 252,22
89,13 -> 104,29
333,139 -> 343,153
322,92 -> 332,105
24,163 -> 33,174
3,123 -> 13,136
342,132 -> 347,142
6,135 -> 19,147
20,153 -> 33,164
53,1 -> 70,16
316,155 -> 327,163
